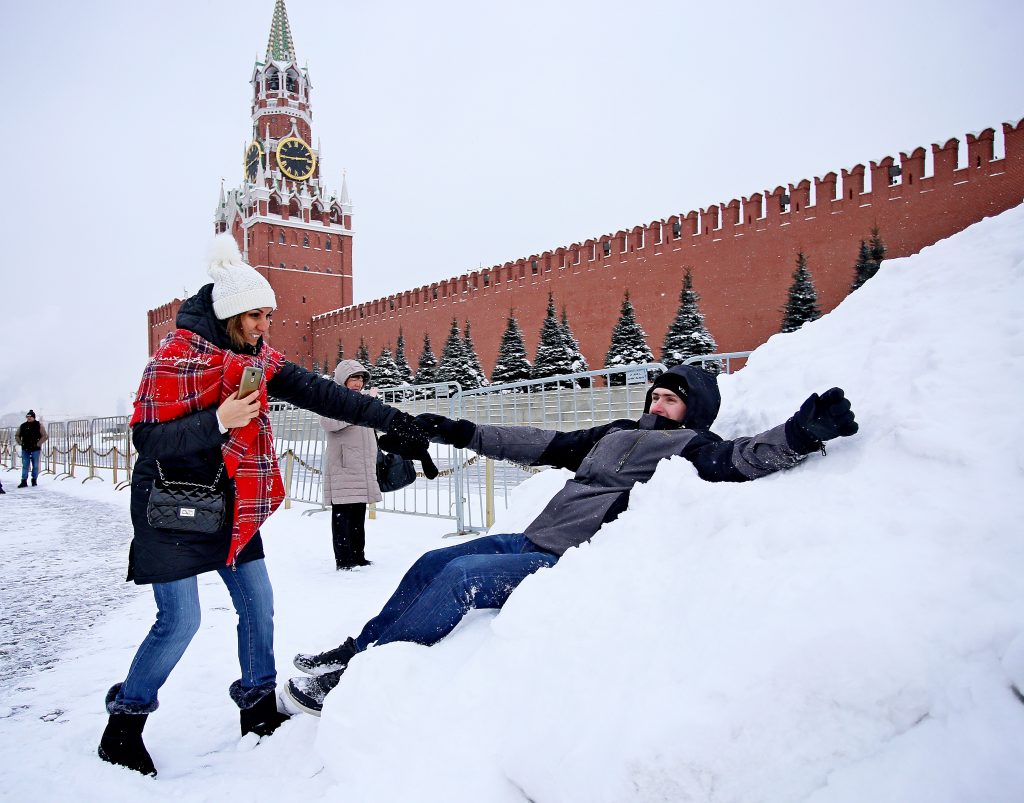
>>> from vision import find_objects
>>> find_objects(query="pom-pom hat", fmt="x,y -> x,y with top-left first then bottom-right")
207,233 -> 277,320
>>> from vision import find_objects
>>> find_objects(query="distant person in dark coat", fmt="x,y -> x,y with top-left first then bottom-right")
97,234 -> 435,778
285,364 -> 859,715
16,410 -> 47,487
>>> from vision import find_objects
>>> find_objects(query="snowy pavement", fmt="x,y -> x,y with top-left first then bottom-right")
0,480 -> 135,691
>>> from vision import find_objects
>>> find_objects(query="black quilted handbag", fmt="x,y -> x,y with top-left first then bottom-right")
146,461 -> 226,534
376,449 -> 417,493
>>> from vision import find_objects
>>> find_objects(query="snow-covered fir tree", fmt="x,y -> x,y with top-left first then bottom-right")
868,226 -> 887,274
355,337 -> 372,371
781,252 -> 822,333
414,332 -> 438,386
561,306 -> 590,387
851,240 -> 873,292
311,359 -> 322,375
435,319 -> 482,389
394,328 -> 414,385
371,346 -> 402,388
533,293 -> 573,384
336,340 -> 344,366
462,320 -> 489,387
491,311 -> 533,386
604,290 -> 655,385
661,268 -> 721,374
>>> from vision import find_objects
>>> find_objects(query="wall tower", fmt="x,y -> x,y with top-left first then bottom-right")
150,0 -> 353,363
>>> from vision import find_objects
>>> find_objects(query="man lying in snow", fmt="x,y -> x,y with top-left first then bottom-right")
285,364 -> 858,715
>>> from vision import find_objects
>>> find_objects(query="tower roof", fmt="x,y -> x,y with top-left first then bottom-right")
265,0 -> 296,63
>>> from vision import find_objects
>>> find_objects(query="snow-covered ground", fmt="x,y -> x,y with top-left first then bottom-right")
2,203 -> 1024,801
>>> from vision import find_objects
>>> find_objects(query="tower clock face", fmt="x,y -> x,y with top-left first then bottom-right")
244,141 -> 263,182
276,136 -> 316,181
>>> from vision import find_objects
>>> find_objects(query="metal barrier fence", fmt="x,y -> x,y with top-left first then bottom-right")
1,353 -> 749,532
1,417 -> 136,487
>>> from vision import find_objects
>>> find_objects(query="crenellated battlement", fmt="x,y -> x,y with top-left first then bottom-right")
312,118 -> 1024,335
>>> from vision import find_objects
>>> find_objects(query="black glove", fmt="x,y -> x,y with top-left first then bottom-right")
413,413 -> 477,449
380,413 -> 439,479
787,387 -> 859,454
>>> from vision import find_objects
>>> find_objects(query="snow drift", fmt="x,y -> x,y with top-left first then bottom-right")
316,204 -> 1024,802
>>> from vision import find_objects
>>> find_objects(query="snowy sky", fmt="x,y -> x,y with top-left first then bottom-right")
2,0 -> 1022,420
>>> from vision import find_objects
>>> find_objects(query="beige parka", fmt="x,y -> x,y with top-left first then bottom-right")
321,360 -> 383,506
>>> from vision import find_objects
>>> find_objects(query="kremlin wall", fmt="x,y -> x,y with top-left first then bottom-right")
309,120 -> 1024,378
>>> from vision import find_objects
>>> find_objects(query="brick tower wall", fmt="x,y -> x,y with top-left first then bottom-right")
312,120 -> 1024,379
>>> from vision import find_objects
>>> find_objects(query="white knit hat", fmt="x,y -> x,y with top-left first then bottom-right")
207,233 -> 277,319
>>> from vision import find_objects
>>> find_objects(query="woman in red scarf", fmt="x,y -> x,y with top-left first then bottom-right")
98,235 -> 433,777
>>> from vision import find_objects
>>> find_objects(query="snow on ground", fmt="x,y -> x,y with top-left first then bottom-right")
2,203 -> 1024,801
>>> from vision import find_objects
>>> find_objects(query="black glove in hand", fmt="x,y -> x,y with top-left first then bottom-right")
380,413 -> 439,479
789,387 -> 859,453
413,413 -> 477,449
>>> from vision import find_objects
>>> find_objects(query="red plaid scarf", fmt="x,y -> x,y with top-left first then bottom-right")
131,329 -> 286,565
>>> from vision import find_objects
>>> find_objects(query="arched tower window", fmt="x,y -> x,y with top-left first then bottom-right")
266,68 -> 280,92
325,237 -> 332,251
286,70 -> 299,94
303,234 -> 309,248
278,230 -> 286,244
269,196 -> 281,216
288,198 -> 300,219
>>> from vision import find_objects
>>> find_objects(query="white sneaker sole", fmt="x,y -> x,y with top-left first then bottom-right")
283,683 -> 324,717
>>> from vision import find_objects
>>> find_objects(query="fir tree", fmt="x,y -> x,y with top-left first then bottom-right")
851,240 -> 873,291
355,337 -> 372,371
867,225 -> 887,278
371,345 -> 402,388
462,320 -> 489,387
491,311 -> 533,386
561,305 -> 590,387
311,359 -> 322,375
781,252 -> 822,333
394,328 -> 414,385
533,293 -> 573,384
435,319 -> 480,389
604,290 -> 655,386
661,269 -> 720,374
414,332 -> 438,386
336,339 -> 345,366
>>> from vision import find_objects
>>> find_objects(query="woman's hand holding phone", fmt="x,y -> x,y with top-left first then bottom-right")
218,392 -> 261,429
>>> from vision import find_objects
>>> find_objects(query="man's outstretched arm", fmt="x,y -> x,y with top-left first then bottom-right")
685,387 -> 859,482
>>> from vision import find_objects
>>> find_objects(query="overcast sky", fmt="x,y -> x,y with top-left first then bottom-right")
2,0 -> 1022,420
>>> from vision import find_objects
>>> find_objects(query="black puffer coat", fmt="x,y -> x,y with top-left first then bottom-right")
127,284 -> 400,584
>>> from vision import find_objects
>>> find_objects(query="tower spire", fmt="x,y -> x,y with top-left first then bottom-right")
265,0 -> 296,63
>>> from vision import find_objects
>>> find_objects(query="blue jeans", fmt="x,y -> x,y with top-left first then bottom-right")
21,450 -> 40,482
115,559 -> 277,713
354,533 -> 559,650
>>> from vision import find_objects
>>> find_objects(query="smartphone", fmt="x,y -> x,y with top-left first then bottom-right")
238,366 -> 264,398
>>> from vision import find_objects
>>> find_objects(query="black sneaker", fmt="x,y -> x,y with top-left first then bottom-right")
284,669 -> 344,716
293,637 -> 358,675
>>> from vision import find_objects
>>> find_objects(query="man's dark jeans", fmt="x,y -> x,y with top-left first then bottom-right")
354,533 -> 558,650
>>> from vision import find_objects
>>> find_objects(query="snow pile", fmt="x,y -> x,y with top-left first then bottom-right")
315,204 -> 1024,802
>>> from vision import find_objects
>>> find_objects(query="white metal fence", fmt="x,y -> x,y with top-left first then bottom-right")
1,353 -> 748,533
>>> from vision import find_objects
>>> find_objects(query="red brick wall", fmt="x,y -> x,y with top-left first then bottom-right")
313,120 -> 1024,377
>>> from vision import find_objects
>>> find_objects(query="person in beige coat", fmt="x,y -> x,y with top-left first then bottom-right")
321,360 -> 383,569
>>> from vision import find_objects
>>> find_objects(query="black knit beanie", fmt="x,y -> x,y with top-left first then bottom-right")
650,373 -> 688,401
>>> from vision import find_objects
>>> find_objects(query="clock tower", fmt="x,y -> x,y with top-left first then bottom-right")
212,0 -> 353,367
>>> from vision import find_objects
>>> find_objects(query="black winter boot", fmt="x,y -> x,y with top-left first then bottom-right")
31,478 -> 37,486
284,668 -> 345,716
293,636 -> 359,676
239,689 -> 291,738
98,713 -> 157,777
17,480 -> 27,488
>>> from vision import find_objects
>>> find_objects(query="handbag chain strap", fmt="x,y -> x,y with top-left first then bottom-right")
156,459 -> 224,491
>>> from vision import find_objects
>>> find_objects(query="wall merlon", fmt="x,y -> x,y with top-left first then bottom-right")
814,173 -> 837,205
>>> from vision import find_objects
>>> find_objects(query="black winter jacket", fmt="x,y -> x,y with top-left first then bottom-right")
466,364 -> 808,555
127,285 -> 401,584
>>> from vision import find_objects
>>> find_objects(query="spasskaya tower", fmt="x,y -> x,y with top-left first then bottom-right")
148,0 -> 353,364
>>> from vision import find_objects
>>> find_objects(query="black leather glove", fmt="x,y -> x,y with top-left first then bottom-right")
380,413 -> 439,479
786,387 -> 859,454
413,413 -> 477,449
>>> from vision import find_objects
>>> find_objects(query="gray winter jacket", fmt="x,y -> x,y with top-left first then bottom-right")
321,360 -> 383,506
466,364 -> 808,555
